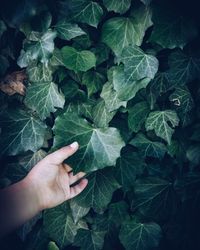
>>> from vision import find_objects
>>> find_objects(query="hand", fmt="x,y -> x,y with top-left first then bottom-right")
25,141 -> 88,210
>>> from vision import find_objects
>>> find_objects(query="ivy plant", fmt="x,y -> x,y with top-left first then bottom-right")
0,0 -> 200,250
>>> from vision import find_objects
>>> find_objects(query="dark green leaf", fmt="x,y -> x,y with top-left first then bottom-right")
119,219 -> 162,250
52,111 -> 125,173
61,46 -> 96,72
103,0 -> 131,14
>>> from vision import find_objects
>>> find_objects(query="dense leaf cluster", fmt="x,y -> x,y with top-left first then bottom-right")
0,0 -> 200,249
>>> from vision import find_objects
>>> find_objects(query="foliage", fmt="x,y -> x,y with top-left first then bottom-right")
0,0 -> 200,250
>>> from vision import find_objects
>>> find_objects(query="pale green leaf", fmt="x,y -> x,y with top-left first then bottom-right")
101,6 -> 152,56
145,110 -> 179,144
67,0 -> 103,27
103,0 -> 131,14
0,109 -> 46,156
27,62 -> 52,82
100,82 -> 127,112
25,82 -> 65,120
120,45 -> 159,81
55,20 -> 86,40
69,200 -> 90,224
92,99 -> 117,127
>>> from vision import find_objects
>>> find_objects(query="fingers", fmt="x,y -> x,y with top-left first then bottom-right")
69,179 -> 88,199
69,171 -> 86,185
45,142 -> 79,164
63,163 -> 72,173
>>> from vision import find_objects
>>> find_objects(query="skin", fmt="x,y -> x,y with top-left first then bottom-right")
0,141 -> 88,238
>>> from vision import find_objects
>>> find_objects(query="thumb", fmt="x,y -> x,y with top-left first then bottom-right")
45,142 -> 79,164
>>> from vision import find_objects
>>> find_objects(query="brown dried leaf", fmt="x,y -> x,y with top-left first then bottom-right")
0,70 -> 27,96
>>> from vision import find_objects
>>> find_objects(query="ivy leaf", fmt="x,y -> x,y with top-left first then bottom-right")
149,6 -> 198,49
186,144 -> 200,165
100,82 -> 127,112
168,50 -> 200,86
119,219 -> 162,250
27,62 -> 52,82
82,70 -> 105,97
120,45 -> 159,81
108,201 -> 130,226
69,200 -> 90,224
24,82 -> 65,120
22,30 -> 57,64
115,149 -> 146,190
74,168 -> 120,211
44,203 -> 81,248
169,86 -> 194,127
130,133 -> 167,159
128,101 -> 150,133
74,228 -> 106,250
130,177 -> 177,220
103,0 -> 132,14
48,241 -> 60,250
145,110 -> 179,145
92,99 -> 117,128
61,46 -> 96,72
67,0 -> 103,28
91,43 -> 110,66
52,111 -> 125,173
55,19 -> 86,40
108,65 -> 151,101
101,6 -> 152,56
0,109 -> 46,156
18,150 -> 47,171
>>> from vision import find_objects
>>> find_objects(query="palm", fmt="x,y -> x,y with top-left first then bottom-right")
27,143 -> 87,209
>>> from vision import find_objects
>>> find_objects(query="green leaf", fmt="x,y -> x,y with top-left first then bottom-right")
115,149 -> 146,190
48,242 -> 60,250
67,0 -> 103,27
44,203 -> 81,248
52,111 -> 125,173
149,6 -> 198,49
92,99 -> 117,128
61,46 -> 96,72
91,43 -> 110,66
145,110 -> 179,144
24,82 -> 65,120
55,20 -> 86,40
27,62 -> 52,82
103,0 -> 131,14
120,45 -> 159,81
18,150 -> 47,171
130,133 -> 167,159
100,82 -> 127,112
168,50 -> 200,86
131,177 -> 177,220
0,109 -> 46,156
74,168 -> 120,211
101,6 -> 152,56
74,228 -> 106,250
119,219 -> 162,250
108,201 -> 130,226
22,30 -> 57,64
186,144 -> 200,165
82,70 -> 105,97
128,101 -> 150,133
108,65 -> 151,101
69,200 -> 90,224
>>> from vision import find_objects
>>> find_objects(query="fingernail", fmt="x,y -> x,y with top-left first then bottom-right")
70,141 -> 79,149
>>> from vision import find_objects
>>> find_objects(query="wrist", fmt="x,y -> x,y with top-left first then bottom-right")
21,175 -> 44,212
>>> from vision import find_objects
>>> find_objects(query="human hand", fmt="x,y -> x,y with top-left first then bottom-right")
24,141 -> 88,210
